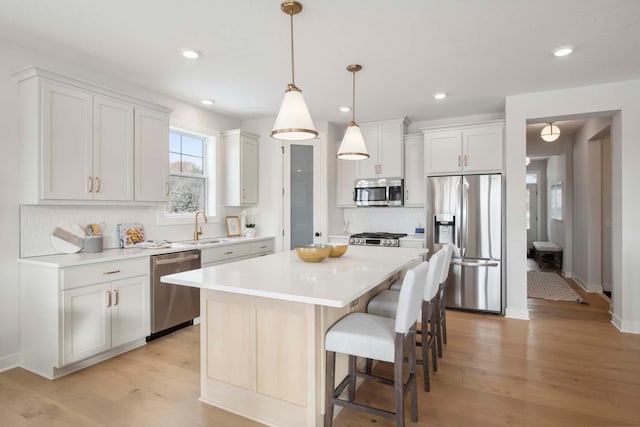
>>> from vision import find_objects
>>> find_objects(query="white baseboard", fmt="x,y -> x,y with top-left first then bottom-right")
611,313 -> 640,334
563,271 -> 572,278
572,275 -> 603,293
505,307 -> 529,320
0,353 -> 21,373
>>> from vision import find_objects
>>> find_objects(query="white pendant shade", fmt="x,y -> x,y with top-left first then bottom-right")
271,87 -> 318,140
337,124 -> 369,160
525,156 -> 531,166
540,123 -> 560,142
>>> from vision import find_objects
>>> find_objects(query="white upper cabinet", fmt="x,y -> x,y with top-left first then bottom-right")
94,96 -> 134,201
424,123 -> 504,175
41,80 -> 94,200
134,107 -> 169,202
336,141 -> 358,207
222,130 -> 259,206
14,67 -> 171,204
403,134 -> 425,207
358,118 -> 407,178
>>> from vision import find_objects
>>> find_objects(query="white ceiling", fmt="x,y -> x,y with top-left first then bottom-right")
1,0 -> 639,125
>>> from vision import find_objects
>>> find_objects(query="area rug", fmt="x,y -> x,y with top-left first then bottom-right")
527,271 -> 586,304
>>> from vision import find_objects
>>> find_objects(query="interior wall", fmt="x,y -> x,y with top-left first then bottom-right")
526,159 -> 547,242
0,37 -> 241,368
601,135 -> 613,292
506,79 -> 640,333
572,117 -> 611,292
546,155 -> 566,263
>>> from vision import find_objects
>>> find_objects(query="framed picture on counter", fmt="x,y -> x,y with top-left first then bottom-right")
226,216 -> 241,236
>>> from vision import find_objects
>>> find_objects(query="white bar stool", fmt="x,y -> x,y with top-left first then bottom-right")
324,261 -> 429,427
436,243 -> 454,358
367,248 -> 447,392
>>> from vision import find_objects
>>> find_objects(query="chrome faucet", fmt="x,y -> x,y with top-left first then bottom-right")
194,211 -> 208,241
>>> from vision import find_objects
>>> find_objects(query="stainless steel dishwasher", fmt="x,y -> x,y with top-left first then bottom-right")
148,249 -> 201,340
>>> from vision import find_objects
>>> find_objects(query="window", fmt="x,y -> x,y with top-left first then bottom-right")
165,130 -> 208,216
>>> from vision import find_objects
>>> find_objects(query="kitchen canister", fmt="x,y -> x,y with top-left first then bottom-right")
84,235 -> 104,253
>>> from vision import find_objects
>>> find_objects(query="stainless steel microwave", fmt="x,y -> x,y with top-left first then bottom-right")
354,178 -> 404,207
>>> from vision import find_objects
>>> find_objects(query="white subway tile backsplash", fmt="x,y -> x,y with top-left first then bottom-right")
20,204 -> 229,257
343,207 -> 425,235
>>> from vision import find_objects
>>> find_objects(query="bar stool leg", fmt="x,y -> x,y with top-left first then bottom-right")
325,351 -> 335,427
394,334 -> 405,427
408,330 -> 418,423
435,286 -> 444,359
430,300 -> 438,373
348,355 -> 356,401
421,302 -> 430,392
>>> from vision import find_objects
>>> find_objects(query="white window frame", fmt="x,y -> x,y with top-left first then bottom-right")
158,127 -> 219,225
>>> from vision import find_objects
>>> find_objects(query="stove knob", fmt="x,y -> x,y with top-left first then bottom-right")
383,240 -> 389,246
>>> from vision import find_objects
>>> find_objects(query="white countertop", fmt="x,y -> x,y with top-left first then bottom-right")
161,246 -> 426,308
18,236 -> 275,267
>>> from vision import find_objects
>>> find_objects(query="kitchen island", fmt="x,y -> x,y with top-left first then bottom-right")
162,246 -> 426,427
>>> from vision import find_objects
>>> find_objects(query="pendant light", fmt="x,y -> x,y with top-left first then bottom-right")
337,64 -> 370,160
271,1 -> 318,141
540,122 -> 560,142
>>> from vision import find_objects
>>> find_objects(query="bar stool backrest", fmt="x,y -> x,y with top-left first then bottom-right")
440,243 -> 455,283
394,261 -> 430,334
424,248 -> 446,301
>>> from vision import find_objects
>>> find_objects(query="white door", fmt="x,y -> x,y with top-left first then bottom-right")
424,131 -> 462,174
378,121 -> 403,177
62,282 -> 112,366
134,107 -> 169,202
41,80 -> 93,200
358,124 -> 379,177
112,276 -> 150,347
240,135 -> 259,205
526,183 -> 538,250
403,134 -> 425,206
93,96 -> 134,201
283,140 -> 322,250
463,126 -> 503,172
336,141 -> 358,207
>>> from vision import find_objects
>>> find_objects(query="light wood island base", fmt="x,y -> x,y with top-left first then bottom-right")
199,279 -> 393,427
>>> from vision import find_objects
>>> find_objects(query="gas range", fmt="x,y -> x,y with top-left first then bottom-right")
349,232 -> 408,247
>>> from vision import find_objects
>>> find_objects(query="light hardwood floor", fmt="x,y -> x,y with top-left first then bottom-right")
1,275 -> 639,427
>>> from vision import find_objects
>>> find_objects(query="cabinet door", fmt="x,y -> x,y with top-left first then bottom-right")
41,81 -> 93,200
134,107 -> 169,202
358,124 -> 379,178
378,122 -> 403,177
404,134 -> 425,206
62,282 -> 111,365
112,276 -> 150,348
424,131 -> 462,174
463,126 -> 504,172
93,96 -> 134,201
336,142 -> 358,206
240,135 -> 259,205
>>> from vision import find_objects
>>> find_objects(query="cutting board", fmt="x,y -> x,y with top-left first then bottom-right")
51,224 -> 85,254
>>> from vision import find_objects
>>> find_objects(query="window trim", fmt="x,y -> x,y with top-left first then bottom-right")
157,127 -> 220,226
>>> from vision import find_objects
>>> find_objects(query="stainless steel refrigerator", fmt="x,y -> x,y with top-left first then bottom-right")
426,174 -> 502,313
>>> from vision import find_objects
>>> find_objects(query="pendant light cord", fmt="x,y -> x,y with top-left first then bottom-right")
352,70 -> 356,123
290,12 -> 295,86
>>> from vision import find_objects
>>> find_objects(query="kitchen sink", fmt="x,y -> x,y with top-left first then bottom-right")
173,238 -> 229,247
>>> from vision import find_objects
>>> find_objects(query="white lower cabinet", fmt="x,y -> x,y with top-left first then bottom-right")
201,238 -> 275,268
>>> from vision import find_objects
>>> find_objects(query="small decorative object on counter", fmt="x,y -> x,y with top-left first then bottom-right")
226,216 -> 241,237
295,244 -> 331,263
117,223 -> 145,248
241,209 -> 257,237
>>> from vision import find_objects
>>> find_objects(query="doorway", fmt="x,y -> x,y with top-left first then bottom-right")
282,140 -> 321,251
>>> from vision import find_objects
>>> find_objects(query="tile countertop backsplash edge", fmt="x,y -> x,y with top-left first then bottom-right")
18,236 -> 275,268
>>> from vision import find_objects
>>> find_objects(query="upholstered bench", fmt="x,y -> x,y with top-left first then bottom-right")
532,241 -> 563,268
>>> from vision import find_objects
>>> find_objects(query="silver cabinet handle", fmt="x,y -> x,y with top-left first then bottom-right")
458,155 -> 461,167
405,189 -> 408,200
113,289 -> 118,306
450,259 -> 499,267
106,290 -> 111,307
242,188 -> 246,200
88,177 -> 93,193
464,154 -> 468,167
103,270 -> 121,275
95,176 -> 100,193
165,182 -> 169,196
154,254 -> 200,265
224,251 -> 234,255
259,245 -> 267,249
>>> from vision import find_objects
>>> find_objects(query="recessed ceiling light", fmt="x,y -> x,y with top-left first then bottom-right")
553,46 -> 573,57
339,106 -> 351,113
181,49 -> 200,59
434,92 -> 447,100
201,99 -> 214,106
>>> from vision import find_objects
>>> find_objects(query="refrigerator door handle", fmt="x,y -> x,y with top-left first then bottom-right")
450,259 -> 499,267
